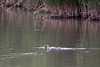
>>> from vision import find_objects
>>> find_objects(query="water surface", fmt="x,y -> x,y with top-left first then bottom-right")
0,7 -> 100,67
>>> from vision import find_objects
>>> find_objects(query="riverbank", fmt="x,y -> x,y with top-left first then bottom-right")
0,0 -> 100,21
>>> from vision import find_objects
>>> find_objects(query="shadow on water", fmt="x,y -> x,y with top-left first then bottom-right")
0,8 -> 100,67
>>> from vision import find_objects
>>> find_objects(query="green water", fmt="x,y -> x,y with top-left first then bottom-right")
0,8 -> 100,67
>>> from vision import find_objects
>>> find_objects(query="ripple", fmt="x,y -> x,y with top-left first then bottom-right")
39,45 -> 86,51
39,45 -> 100,51
0,52 -> 45,59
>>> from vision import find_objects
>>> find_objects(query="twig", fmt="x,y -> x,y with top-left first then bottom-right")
7,0 -> 23,10
34,3 -> 45,11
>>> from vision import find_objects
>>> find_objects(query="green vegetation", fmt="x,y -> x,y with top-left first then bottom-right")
1,0 -> 100,20
43,0 -> 100,9
1,0 -> 100,9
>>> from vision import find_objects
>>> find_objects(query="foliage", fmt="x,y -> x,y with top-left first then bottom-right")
1,0 -> 100,9
42,0 -> 100,9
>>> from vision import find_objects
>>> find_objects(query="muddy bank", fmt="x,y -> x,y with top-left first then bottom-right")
0,0 -> 100,21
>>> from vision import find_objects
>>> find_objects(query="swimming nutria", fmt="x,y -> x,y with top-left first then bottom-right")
44,45 -> 49,50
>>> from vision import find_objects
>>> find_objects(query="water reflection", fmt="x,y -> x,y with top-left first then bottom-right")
34,19 -> 100,48
0,8 -> 100,67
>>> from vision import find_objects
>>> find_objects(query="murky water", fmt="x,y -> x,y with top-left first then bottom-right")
0,7 -> 100,67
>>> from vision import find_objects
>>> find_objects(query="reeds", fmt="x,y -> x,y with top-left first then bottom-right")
41,0 -> 100,19
42,0 -> 100,9
1,0 -> 100,20
1,0 -> 100,9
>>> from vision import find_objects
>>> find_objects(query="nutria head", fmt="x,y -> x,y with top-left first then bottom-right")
44,45 -> 49,50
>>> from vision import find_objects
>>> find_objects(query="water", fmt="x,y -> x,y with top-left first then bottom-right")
0,7 -> 100,67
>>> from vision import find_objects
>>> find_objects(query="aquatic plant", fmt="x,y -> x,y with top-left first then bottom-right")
42,0 -> 100,9
1,0 -> 100,20
1,0 -> 100,9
